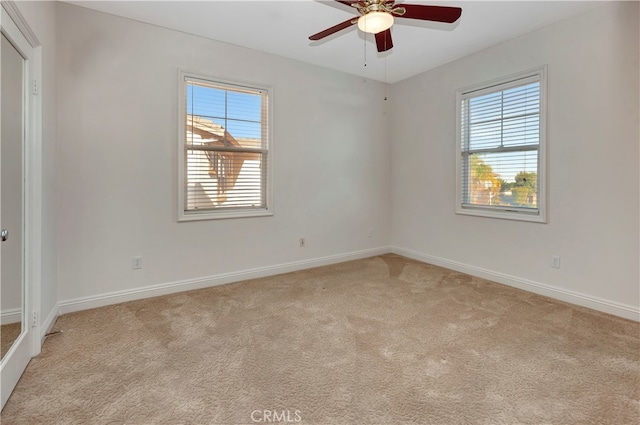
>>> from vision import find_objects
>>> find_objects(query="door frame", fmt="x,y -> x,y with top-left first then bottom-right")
0,0 -> 42,409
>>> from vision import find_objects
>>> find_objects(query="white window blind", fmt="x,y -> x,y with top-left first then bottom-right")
179,72 -> 272,220
456,67 -> 546,222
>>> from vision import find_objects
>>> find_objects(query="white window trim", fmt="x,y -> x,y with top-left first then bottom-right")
455,66 -> 548,223
177,69 -> 274,222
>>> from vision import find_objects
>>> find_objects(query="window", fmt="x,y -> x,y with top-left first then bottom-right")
456,67 -> 547,222
178,71 -> 272,221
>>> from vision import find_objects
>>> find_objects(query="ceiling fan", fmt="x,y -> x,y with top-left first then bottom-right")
309,0 -> 462,52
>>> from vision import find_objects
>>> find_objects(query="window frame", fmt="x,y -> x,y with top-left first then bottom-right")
177,70 -> 274,222
455,66 -> 547,223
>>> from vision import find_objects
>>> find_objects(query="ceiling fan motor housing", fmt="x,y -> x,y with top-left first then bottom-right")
354,1 -> 406,17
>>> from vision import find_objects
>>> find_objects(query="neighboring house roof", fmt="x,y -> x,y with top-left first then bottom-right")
186,115 -> 259,150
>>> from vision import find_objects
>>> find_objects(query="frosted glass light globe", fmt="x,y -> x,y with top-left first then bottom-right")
357,12 -> 394,34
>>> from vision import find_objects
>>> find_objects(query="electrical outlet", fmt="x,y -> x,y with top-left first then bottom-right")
299,238 -> 305,248
551,255 -> 561,269
132,256 -> 143,270
368,228 -> 373,238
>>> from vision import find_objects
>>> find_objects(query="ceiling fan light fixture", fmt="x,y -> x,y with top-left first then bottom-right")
357,11 -> 394,34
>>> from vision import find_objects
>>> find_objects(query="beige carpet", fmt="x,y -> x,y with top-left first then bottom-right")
2,254 -> 639,424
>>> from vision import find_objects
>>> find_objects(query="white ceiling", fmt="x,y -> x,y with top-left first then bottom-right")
66,0 -> 604,83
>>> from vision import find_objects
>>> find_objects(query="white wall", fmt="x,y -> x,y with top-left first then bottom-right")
390,1 -> 639,316
15,0 -> 58,332
55,3 -> 391,303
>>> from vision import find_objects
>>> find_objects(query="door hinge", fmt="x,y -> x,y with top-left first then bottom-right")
32,311 -> 38,327
32,79 -> 39,95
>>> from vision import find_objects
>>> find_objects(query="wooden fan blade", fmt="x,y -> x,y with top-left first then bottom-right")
375,29 -> 393,52
399,5 -> 462,23
309,18 -> 357,40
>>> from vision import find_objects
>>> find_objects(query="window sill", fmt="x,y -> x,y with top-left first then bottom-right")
178,209 -> 273,222
456,206 -> 546,223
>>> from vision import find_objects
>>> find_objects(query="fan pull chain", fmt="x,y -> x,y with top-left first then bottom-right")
384,43 -> 389,102
384,53 -> 388,101
363,32 -> 367,67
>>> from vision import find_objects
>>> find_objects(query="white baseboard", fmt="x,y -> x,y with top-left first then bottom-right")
58,247 -> 391,315
55,246 -> 639,323
1,308 -> 21,325
391,246 -> 640,322
40,305 -> 59,343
